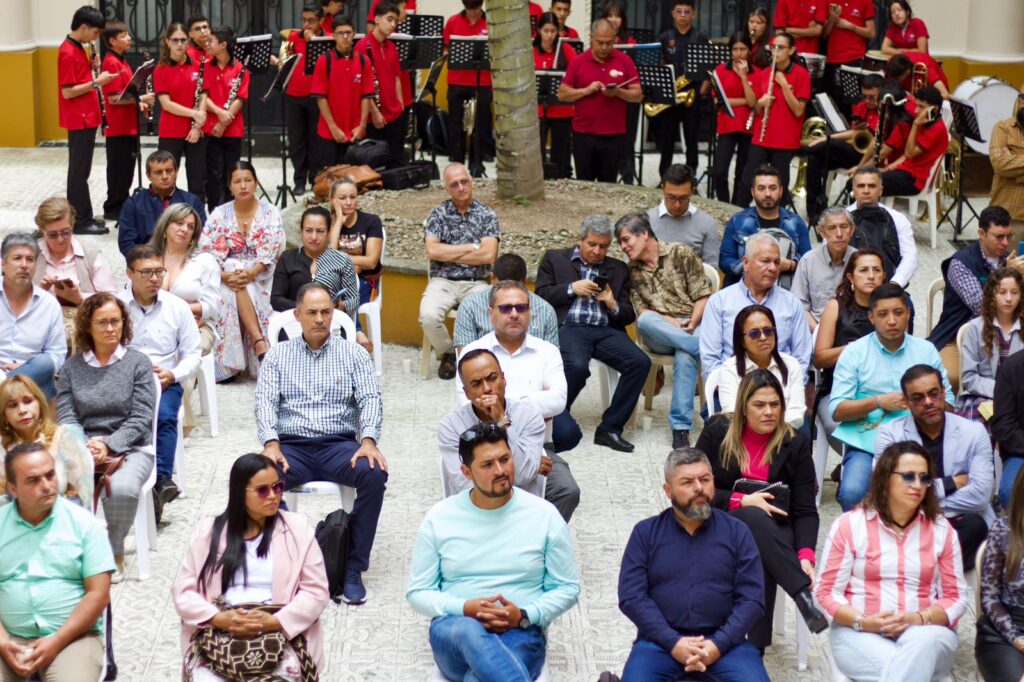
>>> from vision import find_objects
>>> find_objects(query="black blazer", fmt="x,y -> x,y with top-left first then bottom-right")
534,247 -> 636,331
695,415 -> 820,554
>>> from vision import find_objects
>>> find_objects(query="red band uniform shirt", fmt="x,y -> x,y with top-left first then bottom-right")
203,59 -> 249,138
714,62 -> 756,137
101,51 -> 137,137
311,49 -> 376,141
825,0 -> 875,64
560,48 -> 639,136
152,57 -> 206,139
58,37 -> 101,131
750,61 -> 811,150
774,0 -> 827,56
355,33 -> 404,125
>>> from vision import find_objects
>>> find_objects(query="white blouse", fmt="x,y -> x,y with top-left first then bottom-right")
166,252 -> 221,325
717,352 -> 807,427
222,536 -> 274,605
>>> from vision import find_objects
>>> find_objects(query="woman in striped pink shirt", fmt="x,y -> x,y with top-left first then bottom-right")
815,441 -> 968,681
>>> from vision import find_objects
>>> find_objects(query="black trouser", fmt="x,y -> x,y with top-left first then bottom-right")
713,132 -> 752,207
731,505 -> 812,649
68,127 -> 97,226
573,132 -> 623,183
740,144 -> 797,207
285,94 -> 320,187
653,102 -> 702,180
949,512 -> 988,572
158,136 -> 208,204
540,117 -> 572,179
103,134 -> 138,218
804,138 -> 863,225
977,609 -> 1024,682
368,116 -> 405,168
619,102 -> 640,184
447,84 -> 492,175
206,136 -> 243,211
311,137 -> 351,178
826,60 -> 863,120
881,168 -> 920,196
559,323 -> 652,434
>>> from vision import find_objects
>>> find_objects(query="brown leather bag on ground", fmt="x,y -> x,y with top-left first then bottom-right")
312,164 -> 383,201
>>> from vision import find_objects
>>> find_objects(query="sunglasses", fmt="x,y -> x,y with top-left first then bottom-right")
908,388 -> 944,407
247,481 -> 286,498
745,326 -> 776,340
892,471 -> 934,486
494,303 -> 529,315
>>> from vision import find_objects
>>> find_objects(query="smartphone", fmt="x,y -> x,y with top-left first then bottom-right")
1017,241 -> 1024,257
56,278 -> 74,287
592,274 -> 611,289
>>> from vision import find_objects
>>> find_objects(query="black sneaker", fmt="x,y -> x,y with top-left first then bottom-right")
672,429 -> 690,449
73,221 -> 109,236
437,351 -> 457,380
157,479 -> 182,506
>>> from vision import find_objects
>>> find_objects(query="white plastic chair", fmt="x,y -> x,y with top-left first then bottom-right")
357,226 -> 385,377
131,375 -> 162,581
430,662 -> 550,682
925,277 -> 945,336
881,148 -> 948,249
704,367 -> 722,416
590,358 -> 638,428
196,352 -> 219,436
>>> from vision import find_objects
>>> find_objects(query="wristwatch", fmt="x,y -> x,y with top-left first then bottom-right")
497,414 -> 511,429
471,243 -> 481,250
518,612 -> 531,629
852,615 -> 863,632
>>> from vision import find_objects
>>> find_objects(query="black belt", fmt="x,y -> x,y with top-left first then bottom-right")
444,275 -> 486,282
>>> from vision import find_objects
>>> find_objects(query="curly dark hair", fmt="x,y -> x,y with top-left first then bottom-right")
862,441 -> 939,526
981,267 -> 1024,358
835,248 -> 886,312
74,293 -> 133,354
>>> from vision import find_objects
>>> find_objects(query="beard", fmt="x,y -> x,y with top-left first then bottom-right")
672,492 -> 712,521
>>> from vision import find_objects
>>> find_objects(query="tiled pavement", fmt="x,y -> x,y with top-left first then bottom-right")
0,145 -> 987,680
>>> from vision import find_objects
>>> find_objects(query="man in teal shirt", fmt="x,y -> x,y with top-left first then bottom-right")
407,421 -> 579,680
0,443 -> 113,681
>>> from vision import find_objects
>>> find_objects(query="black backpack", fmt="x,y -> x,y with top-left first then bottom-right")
314,508 -> 350,603
851,205 -> 902,280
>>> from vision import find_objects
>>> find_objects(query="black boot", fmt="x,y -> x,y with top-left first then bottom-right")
794,589 -> 829,634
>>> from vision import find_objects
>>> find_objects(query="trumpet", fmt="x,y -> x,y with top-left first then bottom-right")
643,75 -> 696,117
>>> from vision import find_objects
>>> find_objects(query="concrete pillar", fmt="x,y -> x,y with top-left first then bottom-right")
964,0 -> 1024,62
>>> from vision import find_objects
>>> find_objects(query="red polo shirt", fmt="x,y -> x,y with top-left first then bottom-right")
367,0 -> 417,23
559,26 -> 580,39
535,43 -> 577,119
355,32 -> 404,124
321,14 -> 335,36
714,63 -> 755,136
825,0 -> 874,64
885,17 -> 928,51
890,118 -> 948,190
187,41 -> 205,63
750,61 -> 810,150
153,57 -> 205,139
774,0 -> 827,55
901,51 -> 949,90
561,48 -> 638,136
101,51 -> 137,137
57,37 -> 101,131
443,12 -> 490,87
851,99 -> 880,133
203,59 -> 249,137
311,49 -> 375,140
285,31 -> 323,97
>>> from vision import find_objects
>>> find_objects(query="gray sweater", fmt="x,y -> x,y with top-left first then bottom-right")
57,349 -> 156,454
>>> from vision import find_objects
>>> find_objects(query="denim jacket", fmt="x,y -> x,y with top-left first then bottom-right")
720,207 -> 812,285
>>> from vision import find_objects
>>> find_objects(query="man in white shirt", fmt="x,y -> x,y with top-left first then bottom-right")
646,164 -> 721,266
117,245 -> 201,515
457,281 -> 580,521
848,166 -> 918,290
0,233 -> 67,399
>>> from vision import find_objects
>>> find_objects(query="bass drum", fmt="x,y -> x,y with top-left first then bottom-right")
951,76 -> 1019,154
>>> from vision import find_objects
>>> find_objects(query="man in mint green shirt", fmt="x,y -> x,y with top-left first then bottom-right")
407,421 -> 579,680
0,443 -> 113,681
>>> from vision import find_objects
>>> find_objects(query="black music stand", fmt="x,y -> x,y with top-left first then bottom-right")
305,36 -> 334,75
630,28 -> 655,44
808,92 -> 855,210
637,64 -> 676,186
396,14 -> 443,37
113,59 -> 156,188
938,97 -> 983,240
235,35 -> 273,200
706,69 -> 734,199
682,42 -> 728,193
261,52 -> 301,208
618,43 -> 661,67
559,37 -> 583,55
416,54 -> 447,164
448,36 -> 491,175
535,70 -> 565,164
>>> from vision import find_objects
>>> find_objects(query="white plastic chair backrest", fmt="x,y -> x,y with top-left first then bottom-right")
148,374 -> 160,452
925,278 -> 944,336
703,263 -> 721,294
975,539 -> 987,616
922,146 -> 948,194
267,309 -> 356,347
955,323 -> 969,395
704,367 -> 722,417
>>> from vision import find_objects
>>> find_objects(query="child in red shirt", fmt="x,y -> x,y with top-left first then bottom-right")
356,1 -> 406,167
881,86 -> 948,196
203,26 -> 250,210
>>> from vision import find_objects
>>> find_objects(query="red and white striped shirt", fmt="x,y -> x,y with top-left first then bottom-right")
814,507 -> 968,626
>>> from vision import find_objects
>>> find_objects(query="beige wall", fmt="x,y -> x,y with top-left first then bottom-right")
418,0 -> 587,39
909,0 -> 1024,62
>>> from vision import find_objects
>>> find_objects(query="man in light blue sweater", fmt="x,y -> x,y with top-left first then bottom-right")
406,421 -> 580,681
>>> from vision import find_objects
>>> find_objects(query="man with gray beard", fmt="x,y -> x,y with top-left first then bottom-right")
616,448 -> 769,680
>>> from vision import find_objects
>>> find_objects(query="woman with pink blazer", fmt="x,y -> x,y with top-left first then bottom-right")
171,453 -> 329,681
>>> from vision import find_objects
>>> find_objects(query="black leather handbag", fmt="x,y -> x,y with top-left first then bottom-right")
732,479 -> 790,515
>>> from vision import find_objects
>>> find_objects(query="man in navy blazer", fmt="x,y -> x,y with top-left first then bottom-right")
535,215 -> 650,453
117,150 -> 206,256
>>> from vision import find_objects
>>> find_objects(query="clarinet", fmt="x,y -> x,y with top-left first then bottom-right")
225,66 -> 244,110
89,42 -> 108,131
190,54 -> 206,130
143,52 -> 155,135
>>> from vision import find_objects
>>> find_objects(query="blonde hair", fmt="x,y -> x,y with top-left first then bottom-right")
34,197 -> 75,231
148,203 -> 203,258
718,369 -> 794,472
0,375 -> 56,449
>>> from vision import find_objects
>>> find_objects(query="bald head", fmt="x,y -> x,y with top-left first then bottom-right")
590,19 -> 616,60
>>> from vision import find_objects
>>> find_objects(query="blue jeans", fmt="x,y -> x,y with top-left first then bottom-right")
429,616 -> 546,682
838,447 -> 873,512
156,382 -> 184,479
622,639 -> 770,682
8,354 -> 57,400
999,456 -> 1024,511
636,312 -> 701,430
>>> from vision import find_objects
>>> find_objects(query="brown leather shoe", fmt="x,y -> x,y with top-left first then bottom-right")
654,367 -> 665,396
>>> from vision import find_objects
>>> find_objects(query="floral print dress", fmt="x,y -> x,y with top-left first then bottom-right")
199,200 -> 285,380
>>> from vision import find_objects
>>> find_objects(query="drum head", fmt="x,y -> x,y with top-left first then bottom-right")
952,76 -> 1018,154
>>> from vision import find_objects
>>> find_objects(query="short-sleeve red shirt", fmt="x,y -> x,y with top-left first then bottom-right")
101,51 -> 136,137
900,52 -> 949,90
851,99 -> 880,133
773,0 -> 827,55
187,42 -> 205,64
153,58 -> 205,139
355,33 -> 404,124
535,43 -> 577,119
750,61 -> 811,150
825,0 -> 875,64
203,59 -> 249,138
311,49 -> 375,140
559,26 -> 580,39
714,63 -> 755,136
561,48 -> 639,136
58,37 -> 101,131
367,0 -> 418,24
443,12 -> 491,87
885,17 -> 928,51
892,118 -> 948,190
284,31 -> 323,97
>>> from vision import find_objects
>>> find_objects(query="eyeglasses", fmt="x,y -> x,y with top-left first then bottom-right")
447,179 -> 472,189
247,481 -> 286,499
131,268 -> 167,279
169,38 -> 189,44
745,326 -> 776,340
43,230 -> 72,240
908,388 -> 944,406
334,31 -> 354,37
892,471 -> 934,486
93,318 -> 123,329
673,8 -> 694,16
664,194 -> 691,204
494,303 -> 530,315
